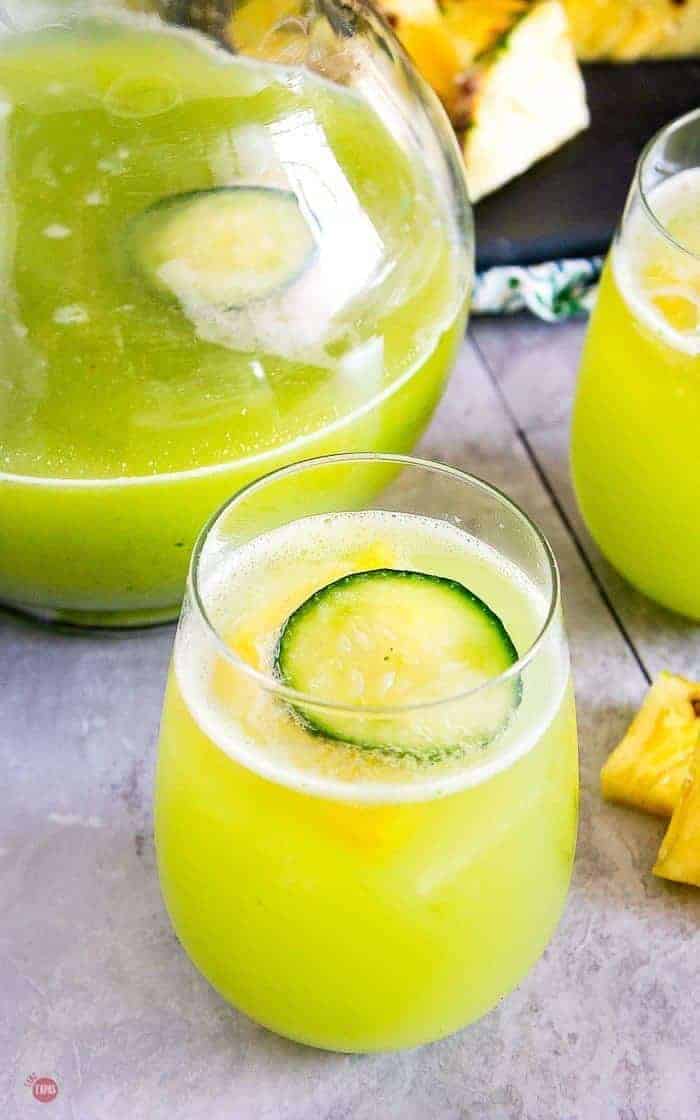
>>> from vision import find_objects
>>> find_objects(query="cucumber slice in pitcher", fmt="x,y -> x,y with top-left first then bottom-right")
127,186 -> 316,309
275,569 -> 521,761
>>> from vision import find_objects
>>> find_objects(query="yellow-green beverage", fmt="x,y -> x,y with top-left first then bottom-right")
571,111 -> 700,618
155,456 -> 578,1052
0,7 -> 470,626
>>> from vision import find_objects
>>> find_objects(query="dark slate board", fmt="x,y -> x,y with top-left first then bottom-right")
474,60 -> 700,270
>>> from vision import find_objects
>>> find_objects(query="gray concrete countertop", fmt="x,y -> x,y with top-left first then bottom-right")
2,319 -> 699,1120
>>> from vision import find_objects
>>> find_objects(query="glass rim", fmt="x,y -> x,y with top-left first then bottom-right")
636,105 -> 700,262
187,452 -> 562,716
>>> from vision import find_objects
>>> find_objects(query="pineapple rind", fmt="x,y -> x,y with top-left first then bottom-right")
564,0 -> 700,61
378,0 -> 462,101
441,0 -> 532,67
653,739 -> 700,887
601,672 -> 700,817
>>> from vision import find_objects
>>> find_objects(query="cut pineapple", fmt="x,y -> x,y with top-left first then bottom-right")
654,739 -> 700,887
441,0 -> 531,68
378,0 -> 462,102
601,672 -> 700,817
376,0 -> 588,200
377,0 -> 532,111
564,0 -> 700,61
461,0 -> 589,201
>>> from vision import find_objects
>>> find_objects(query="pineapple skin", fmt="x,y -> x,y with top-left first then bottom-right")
378,0 -> 463,102
601,672 -> 700,818
564,0 -> 700,61
378,0 -> 532,105
654,740 -> 700,887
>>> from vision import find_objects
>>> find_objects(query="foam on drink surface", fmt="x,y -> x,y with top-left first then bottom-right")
613,168 -> 700,356
175,510 -> 569,803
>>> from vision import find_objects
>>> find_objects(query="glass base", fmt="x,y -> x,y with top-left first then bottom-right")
0,597 -> 179,633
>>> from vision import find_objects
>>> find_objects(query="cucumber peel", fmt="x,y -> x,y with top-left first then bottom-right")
127,186 -> 316,309
275,569 -> 522,761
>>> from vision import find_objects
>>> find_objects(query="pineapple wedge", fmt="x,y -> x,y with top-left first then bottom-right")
379,0 -> 589,201
601,672 -> 700,817
564,0 -> 700,61
654,738 -> 700,888
461,1 -> 589,201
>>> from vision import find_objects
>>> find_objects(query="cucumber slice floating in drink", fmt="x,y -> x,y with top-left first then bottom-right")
127,186 -> 316,309
275,569 -> 521,760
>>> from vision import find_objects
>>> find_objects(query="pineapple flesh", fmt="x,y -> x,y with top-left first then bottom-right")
654,738 -> 700,888
440,0 -> 531,68
601,672 -> 700,889
564,0 -> 700,61
601,672 -> 700,817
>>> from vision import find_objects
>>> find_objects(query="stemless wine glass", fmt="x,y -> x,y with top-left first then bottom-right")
571,108 -> 700,618
155,453 -> 578,1052
0,0 -> 471,628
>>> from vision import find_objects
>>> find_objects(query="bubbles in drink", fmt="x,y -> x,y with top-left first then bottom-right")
613,168 -> 700,354
177,510 -> 567,803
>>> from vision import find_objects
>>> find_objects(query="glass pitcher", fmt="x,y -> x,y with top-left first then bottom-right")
0,0 -> 472,628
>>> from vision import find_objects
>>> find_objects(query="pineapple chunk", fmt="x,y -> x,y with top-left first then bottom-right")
564,0 -> 700,61
461,0 -> 589,201
601,672 -> 700,817
654,739 -> 700,888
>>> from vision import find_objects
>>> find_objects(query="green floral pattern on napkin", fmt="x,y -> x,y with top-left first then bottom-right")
473,257 -> 603,321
